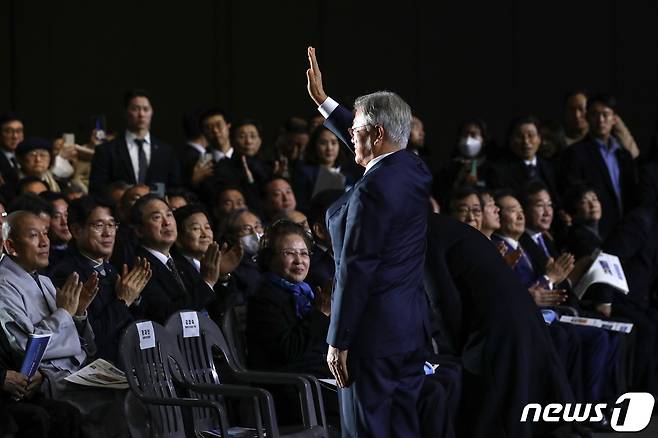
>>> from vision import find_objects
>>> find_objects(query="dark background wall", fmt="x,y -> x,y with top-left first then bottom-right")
1,0 -> 657,168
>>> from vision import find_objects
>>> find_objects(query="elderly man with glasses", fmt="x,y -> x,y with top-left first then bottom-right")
306,47 -> 432,437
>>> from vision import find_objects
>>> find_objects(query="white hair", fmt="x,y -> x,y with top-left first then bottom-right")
354,91 -> 412,148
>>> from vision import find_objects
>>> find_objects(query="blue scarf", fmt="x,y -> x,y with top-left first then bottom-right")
265,272 -> 315,319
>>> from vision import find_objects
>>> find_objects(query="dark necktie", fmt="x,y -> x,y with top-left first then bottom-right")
526,163 -> 537,179
134,139 -> 148,184
9,156 -> 19,170
536,234 -> 550,258
166,258 -> 187,293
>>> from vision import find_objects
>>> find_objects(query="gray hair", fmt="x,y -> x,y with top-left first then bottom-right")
2,211 -> 25,241
353,91 -> 412,148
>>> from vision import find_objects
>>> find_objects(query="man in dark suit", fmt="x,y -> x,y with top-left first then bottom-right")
560,94 -> 638,240
130,194 -> 220,324
487,115 -> 559,201
0,113 -> 24,201
49,196 -> 151,364
307,47 -> 432,437
178,109 -> 213,190
89,89 -> 181,195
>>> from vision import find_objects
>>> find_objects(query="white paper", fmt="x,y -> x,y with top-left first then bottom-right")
136,321 -> 156,350
180,311 -> 200,338
65,358 -> 129,389
573,252 -> 629,299
560,315 -> 633,334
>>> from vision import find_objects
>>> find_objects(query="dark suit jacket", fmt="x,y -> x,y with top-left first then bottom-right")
638,161 -> 658,206
324,104 -> 432,358
305,245 -> 335,293
559,138 -> 637,239
246,278 -> 330,376
136,246 -> 215,324
89,135 -> 181,194
49,246 -> 135,364
178,143 -> 204,189
487,154 -> 559,202
424,214 -> 573,438
0,152 -> 19,201
171,250 -> 223,322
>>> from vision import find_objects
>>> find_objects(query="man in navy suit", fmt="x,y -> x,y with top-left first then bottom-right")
307,47 -> 432,437
89,89 -> 181,195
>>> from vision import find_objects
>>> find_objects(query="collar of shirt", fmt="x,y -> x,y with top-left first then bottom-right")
142,246 -> 170,267
364,150 -> 399,176
496,234 -> 519,250
594,136 -> 621,155
188,142 -> 206,156
212,147 -> 234,161
183,255 -> 201,273
523,157 -> 538,167
79,250 -> 105,270
2,149 -> 16,163
125,130 -> 151,145
525,229 -> 542,243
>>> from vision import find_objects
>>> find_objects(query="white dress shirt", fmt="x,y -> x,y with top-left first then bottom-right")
125,131 -> 152,182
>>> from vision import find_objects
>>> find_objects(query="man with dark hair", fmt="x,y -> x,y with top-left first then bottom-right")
89,89 -> 181,194
131,194 -> 221,324
560,94 -> 638,239
179,108 -> 214,189
261,177 -> 297,222
49,196 -> 151,364
39,191 -> 72,267
0,113 -> 24,200
487,116 -> 559,201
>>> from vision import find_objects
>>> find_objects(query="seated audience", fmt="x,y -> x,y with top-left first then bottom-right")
305,190 -> 343,292
16,138 -> 61,193
0,113 -> 24,201
110,183 -> 150,270
246,220 -> 331,376
261,177 -> 297,223
0,211 -> 126,437
131,194 -> 218,324
17,176 -> 49,195
49,196 -> 151,364
39,191 -> 72,267
447,187 -> 483,231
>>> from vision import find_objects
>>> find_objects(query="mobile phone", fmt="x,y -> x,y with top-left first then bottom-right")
63,133 -> 75,145
149,182 -> 166,198
91,115 -> 107,141
198,153 -> 213,166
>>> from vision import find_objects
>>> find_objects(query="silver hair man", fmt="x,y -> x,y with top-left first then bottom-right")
353,91 -> 412,148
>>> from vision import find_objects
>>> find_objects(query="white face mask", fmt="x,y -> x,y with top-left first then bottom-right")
240,233 -> 260,256
458,136 -> 482,158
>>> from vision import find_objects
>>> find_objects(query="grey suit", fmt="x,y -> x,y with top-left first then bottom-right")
0,256 -> 94,374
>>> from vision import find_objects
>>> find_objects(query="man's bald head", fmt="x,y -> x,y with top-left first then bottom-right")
2,211 -> 50,272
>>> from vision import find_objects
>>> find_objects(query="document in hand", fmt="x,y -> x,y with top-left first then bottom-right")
64,358 -> 129,389
572,251 -> 629,300
20,333 -> 52,377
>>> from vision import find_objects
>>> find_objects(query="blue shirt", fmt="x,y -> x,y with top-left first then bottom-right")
595,136 -> 622,206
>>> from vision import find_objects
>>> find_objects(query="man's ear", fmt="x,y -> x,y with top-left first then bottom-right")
374,124 -> 385,146
4,238 -> 17,257
312,222 -> 326,242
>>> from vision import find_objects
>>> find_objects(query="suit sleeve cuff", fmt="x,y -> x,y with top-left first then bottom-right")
318,97 -> 339,119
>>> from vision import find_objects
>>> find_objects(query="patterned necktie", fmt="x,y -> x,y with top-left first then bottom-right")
536,233 -> 550,258
134,139 -> 148,184
166,258 -> 187,293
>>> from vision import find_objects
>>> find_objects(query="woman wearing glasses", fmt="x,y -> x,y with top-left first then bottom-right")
246,220 -> 332,378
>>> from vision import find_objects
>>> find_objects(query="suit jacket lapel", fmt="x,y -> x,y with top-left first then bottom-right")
117,137 -> 137,184
146,139 -> 161,181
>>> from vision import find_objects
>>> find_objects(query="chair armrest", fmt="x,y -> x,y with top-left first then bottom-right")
230,370 -> 318,427
189,383 -> 277,438
136,394 -> 230,436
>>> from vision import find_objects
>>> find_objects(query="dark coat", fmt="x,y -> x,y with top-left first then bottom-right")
246,278 -> 330,376
559,138 -> 637,239
487,155 -> 559,202
49,246 -> 135,364
89,135 -> 181,194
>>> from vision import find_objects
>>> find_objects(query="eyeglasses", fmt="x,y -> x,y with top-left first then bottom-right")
87,220 -> 118,234
348,124 -> 372,139
278,248 -> 311,259
240,223 -> 263,235
455,206 -> 482,216
1,128 -> 23,135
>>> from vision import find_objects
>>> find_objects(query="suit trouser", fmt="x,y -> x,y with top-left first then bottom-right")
339,347 -> 427,438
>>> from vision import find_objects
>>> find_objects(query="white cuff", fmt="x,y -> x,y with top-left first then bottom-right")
318,97 -> 339,119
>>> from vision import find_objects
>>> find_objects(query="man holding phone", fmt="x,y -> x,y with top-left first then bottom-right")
89,89 -> 181,196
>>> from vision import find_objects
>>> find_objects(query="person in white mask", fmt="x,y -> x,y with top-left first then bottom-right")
434,118 -> 490,205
